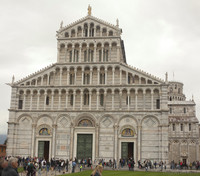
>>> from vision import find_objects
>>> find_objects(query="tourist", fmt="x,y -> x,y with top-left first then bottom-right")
2,157 -> 19,176
91,165 -> 103,176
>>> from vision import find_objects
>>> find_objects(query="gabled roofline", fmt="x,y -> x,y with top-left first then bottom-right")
57,15 -> 121,34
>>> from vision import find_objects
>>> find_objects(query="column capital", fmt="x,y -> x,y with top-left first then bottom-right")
32,124 -> 37,128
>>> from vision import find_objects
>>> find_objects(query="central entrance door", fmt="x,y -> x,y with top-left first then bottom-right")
38,141 -> 49,161
77,134 -> 92,160
121,142 -> 134,159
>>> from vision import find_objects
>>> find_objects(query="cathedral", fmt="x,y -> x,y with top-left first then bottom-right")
7,7 -> 200,165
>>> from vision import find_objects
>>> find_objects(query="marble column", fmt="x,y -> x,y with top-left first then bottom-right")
37,92 -> 40,110
90,68 -> 93,84
151,91 -> 154,110
94,46 -> 97,62
82,70 -> 84,85
127,92 -> 130,111
73,92 -> 76,110
97,68 -> 100,85
143,92 -> 146,110
120,69 -> 122,85
58,91 -> 61,110
105,69 -> 107,84
137,125 -> 142,161
79,46 -> 82,62
44,92 -> 47,110
95,124 -> 99,158
104,91 -> 107,109
114,124 -> 119,161
80,90 -> 83,110
96,91 -> 99,110
74,68 -> 77,85
89,92 -> 92,110
23,93 -> 26,110
52,124 -> 57,158
72,46 -> 75,62
31,124 -> 36,157
29,93 -> 33,110
41,76 -> 44,86
109,45 -> 112,61
135,92 -> 138,110
65,91 -> 68,109
119,90 -> 122,110
70,124 -> 74,159
51,92 -> 54,110
59,69 -> 62,86
112,92 -> 114,110
112,68 -> 115,85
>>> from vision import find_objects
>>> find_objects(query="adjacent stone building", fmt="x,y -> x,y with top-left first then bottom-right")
6,7 -> 199,165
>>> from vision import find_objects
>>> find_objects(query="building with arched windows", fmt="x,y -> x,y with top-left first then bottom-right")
7,7 -> 200,165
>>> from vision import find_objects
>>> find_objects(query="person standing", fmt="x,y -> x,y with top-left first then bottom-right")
2,157 -> 19,176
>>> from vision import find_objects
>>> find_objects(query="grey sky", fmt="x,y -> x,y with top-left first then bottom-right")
0,0 -> 200,134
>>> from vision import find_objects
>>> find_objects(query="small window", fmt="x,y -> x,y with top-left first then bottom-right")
180,124 -> 183,131
18,100 -> 23,109
99,50 -> 102,62
70,74 -> 74,85
100,94 -> 104,106
156,99 -> 160,109
170,107 -> 172,114
46,96 -> 49,105
84,93 -> 89,105
189,123 -> 191,131
65,32 -> 69,37
172,124 -> 175,131
70,94 -> 73,106
184,107 -> 186,114
128,76 -> 131,84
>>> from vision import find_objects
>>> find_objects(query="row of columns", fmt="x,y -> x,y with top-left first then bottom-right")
65,27 -> 113,38
19,90 -> 159,111
59,44 -> 119,63
29,68 -> 150,86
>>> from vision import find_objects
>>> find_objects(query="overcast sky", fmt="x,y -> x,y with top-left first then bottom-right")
0,0 -> 200,134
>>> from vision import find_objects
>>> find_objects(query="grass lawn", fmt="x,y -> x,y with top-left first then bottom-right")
61,170 -> 200,176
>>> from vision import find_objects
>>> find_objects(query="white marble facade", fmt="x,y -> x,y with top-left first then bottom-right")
6,9 -> 199,164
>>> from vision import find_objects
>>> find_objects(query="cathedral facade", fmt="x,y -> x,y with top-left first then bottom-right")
7,9 -> 200,165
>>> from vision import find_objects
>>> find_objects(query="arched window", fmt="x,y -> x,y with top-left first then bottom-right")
84,73 -> 90,84
184,107 -> 186,113
70,74 -> 74,85
189,123 -> 191,131
70,94 -> 73,105
84,93 -> 89,105
180,124 -> 183,131
103,49 -> 108,61
170,107 -> 172,114
100,94 -> 104,106
108,31 -> 113,36
172,124 -> 175,131
84,50 -> 87,62
100,73 -> 105,84
99,50 -> 102,61
46,96 -> 49,105
65,32 -> 69,37
69,50 -> 72,62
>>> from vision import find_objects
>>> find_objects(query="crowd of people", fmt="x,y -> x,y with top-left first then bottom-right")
1,156 -> 200,176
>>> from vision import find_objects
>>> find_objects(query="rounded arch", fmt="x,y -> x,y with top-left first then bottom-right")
55,113 -> 71,125
36,114 -> 53,125
75,113 -> 96,127
117,114 -> 138,126
17,114 -> 33,123
119,125 -> 136,136
141,115 -> 160,126
98,114 -> 115,124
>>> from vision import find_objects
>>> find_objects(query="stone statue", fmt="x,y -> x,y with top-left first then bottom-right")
116,18 -> 119,27
60,20 -> 63,29
88,5 -> 92,16
165,72 -> 168,83
12,75 -> 15,84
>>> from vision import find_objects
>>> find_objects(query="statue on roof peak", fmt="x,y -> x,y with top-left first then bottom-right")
88,5 -> 92,16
